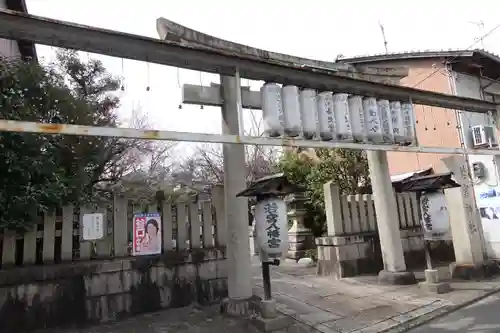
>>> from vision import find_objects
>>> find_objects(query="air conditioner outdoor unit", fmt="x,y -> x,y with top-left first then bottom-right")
471,125 -> 498,148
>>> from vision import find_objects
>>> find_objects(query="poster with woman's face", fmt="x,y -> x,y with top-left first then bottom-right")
476,188 -> 500,243
132,213 -> 162,256
479,207 -> 500,220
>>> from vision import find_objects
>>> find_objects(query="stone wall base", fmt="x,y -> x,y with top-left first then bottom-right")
450,261 -> 500,280
316,231 -> 434,279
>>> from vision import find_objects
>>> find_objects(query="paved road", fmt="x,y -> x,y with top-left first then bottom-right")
411,293 -> 500,332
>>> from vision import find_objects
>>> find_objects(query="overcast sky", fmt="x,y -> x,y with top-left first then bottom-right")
24,0 -> 500,154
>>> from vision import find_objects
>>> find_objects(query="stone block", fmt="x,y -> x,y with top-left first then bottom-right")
221,295 -> 260,316
409,236 -> 425,251
203,248 -> 218,261
378,270 -> 417,285
424,269 -> 439,284
121,259 -> 132,271
338,244 -> 360,261
15,284 -> 26,299
198,260 -> 217,280
215,247 -> 227,260
96,261 -> 123,274
177,264 -> 197,280
86,297 -> 101,322
401,238 -> 410,252
107,294 -> 125,319
317,236 -> 363,246
159,286 -> 172,308
357,242 -> 371,258
149,266 -> 159,284
123,293 -> 132,313
317,260 -> 336,277
38,283 -> 54,303
155,266 -> 174,286
450,261 -> 499,280
99,295 -> 110,323
216,259 -> 228,278
121,270 -> 138,292
106,272 -> 123,294
260,299 -> 277,318
85,274 -> 107,297
419,281 -> 451,294
317,246 -> 327,261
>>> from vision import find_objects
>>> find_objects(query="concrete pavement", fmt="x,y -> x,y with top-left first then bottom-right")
410,293 -> 500,332
252,259 -> 500,333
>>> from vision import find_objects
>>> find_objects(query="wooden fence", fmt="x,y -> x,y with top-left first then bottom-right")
327,184 -> 421,236
0,186 -> 226,268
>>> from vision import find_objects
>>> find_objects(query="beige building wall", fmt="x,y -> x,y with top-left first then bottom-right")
379,59 -> 461,175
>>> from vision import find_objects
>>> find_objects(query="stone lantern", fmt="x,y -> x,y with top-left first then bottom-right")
286,192 -> 314,260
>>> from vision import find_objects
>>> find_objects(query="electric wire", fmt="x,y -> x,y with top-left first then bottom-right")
412,22 -> 500,88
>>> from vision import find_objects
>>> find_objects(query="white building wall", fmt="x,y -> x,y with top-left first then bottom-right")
453,71 -> 500,259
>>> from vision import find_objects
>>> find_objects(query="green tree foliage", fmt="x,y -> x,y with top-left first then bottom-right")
0,50 -> 145,231
278,148 -> 370,236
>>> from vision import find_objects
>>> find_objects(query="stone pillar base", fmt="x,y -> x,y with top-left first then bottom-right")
450,261 -> 499,280
260,299 -> 277,318
249,315 -> 292,332
419,281 -> 451,294
286,250 -> 307,261
222,296 -> 292,332
220,296 -> 260,317
378,270 -> 417,285
287,231 -> 314,261
419,270 -> 451,293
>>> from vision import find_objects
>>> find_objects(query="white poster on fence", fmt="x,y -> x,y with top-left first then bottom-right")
82,213 -> 105,241
420,192 -> 452,241
476,188 -> 500,242
132,213 -> 162,256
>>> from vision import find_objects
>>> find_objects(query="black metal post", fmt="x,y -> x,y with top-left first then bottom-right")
262,262 -> 272,300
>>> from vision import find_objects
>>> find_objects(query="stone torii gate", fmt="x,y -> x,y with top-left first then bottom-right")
156,17 -> 417,310
0,9 -> 498,321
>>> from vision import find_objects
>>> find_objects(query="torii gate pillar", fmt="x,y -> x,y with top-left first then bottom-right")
367,150 -> 417,284
219,75 -> 254,314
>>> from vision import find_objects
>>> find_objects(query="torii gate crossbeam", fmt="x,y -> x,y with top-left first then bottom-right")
0,9 -> 495,113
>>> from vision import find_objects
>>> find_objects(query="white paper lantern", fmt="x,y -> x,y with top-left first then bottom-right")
282,85 -> 302,137
317,91 -> 336,141
333,93 -> 353,141
377,99 -> 394,143
348,95 -> 367,142
254,197 -> 288,256
401,102 -> 417,145
362,97 -> 383,143
420,192 -> 451,241
389,101 -> 405,143
299,89 -> 318,139
261,83 -> 284,137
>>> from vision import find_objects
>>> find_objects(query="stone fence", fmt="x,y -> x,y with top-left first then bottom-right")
0,186 -> 228,332
316,182 -> 428,279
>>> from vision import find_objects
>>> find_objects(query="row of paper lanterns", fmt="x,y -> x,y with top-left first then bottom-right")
261,83 -> 417,145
